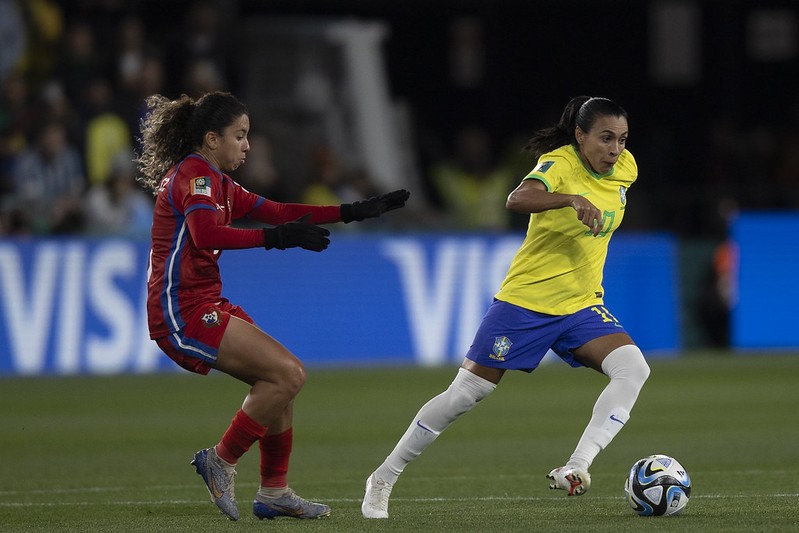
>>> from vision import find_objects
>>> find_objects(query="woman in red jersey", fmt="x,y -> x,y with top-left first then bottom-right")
137,91 -> 409,521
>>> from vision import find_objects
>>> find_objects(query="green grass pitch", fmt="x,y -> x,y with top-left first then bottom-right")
2,353 -> 798,532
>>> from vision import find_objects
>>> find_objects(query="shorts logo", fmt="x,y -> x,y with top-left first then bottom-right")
201,309 -> 221,327
490,336 -> 512,361
191,177 -> 212,197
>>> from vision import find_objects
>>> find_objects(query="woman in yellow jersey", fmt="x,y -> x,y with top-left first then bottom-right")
362,96 -> 651,518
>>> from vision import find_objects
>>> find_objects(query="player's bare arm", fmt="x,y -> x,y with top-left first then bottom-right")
506,179 -> 603,235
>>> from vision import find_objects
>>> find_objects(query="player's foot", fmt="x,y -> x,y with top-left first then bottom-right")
547,466 -> 591,496
362,473 -> 393,519
190,447 -> 239,520
253,488 -> 331,519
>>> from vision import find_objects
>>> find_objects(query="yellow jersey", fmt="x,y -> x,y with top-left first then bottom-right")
495,144 -> 637,315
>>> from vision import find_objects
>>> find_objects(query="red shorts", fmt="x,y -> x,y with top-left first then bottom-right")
155,301 -> 254,375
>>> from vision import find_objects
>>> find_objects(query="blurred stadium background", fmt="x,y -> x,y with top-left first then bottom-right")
2,2 -> 799,531
1,0 -> 798,373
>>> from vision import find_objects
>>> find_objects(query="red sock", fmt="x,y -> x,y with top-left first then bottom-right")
215,409 -> 267,465
260,428 -> 293,488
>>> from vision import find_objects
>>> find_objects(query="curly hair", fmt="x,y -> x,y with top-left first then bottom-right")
524,96 -> 627,161
136,92 -> 248,194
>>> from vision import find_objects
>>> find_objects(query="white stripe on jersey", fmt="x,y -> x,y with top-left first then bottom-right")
170,332 -> 217,361
166,221 -> 189,332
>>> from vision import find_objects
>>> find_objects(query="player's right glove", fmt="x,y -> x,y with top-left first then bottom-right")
264,214 -> 330,252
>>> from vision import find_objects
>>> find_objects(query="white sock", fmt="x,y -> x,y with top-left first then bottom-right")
374,368 -> 496,484
566,344 -> 650,471
258,486 -> 289,499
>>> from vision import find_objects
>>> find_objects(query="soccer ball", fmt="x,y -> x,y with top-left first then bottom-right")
624,454 -> 691,516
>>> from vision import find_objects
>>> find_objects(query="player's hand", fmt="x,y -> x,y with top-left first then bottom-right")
569,195 -> 603,236
264,214 -> 330,252
340,189 -> 411,223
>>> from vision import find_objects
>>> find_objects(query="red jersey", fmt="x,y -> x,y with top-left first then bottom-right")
146,154 -> 340,339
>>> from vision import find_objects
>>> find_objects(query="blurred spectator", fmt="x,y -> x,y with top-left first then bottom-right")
428,125 -> 515,231
0,72 -> 33,198
0,0 -> 26,84
165,0 -> 236,96
56,19 -> 105,114
32,79 -> 83,150
119,54 -> 166,140
448,17 -> 485,90
111,13 -> 164,135
84,151 -> 153,238
115,14 -> 148,94
10,119 -> 86,233
83,76 -> 132,186
300,144 -> 393,230
17,0 -> 63,88
698,197 -> 739,349
184,58 -> 226,98
235,131 -> 281,198
301,145 -> 377,206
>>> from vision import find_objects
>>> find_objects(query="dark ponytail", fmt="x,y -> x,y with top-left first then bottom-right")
524,96 -> 627,161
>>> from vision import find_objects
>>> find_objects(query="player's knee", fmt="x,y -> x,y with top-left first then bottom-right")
603,344 -> 649,385
448,367 -> 497,414
258,357 -> 305,398
634,356 -> 651,386
625,346 -> 650,386
282,359 -> 307,396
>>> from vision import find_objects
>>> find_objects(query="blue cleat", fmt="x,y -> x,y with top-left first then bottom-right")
253,489 -> 331,520
190,448 -> 239,520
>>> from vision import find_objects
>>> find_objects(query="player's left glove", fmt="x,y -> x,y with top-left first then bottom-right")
340,189 -> 410,223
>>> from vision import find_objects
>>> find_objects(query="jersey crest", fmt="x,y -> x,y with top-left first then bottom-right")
201,308 -> 221,327
490,336 -> 513,361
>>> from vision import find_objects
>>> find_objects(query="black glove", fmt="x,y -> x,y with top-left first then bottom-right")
264,214 -> 330,252
340,189 -> 410,223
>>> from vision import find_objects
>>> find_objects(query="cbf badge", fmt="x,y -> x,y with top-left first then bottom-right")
201,309 -> 221,327
619,186 -> 627,205
490,336 -> 512,362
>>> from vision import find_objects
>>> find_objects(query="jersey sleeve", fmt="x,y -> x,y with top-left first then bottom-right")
226,178 -> 342,225
615,149 -> 638,188
186,208 -> 264,250
246,198 -> 342,225
523,156 -> 566,192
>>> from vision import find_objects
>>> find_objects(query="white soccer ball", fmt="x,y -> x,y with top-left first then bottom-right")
624,454 -> 691,516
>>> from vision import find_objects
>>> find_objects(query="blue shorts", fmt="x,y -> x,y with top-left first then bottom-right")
465,299 -> 628,373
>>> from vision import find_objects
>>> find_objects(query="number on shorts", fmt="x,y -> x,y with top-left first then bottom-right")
590,305 -> 620,324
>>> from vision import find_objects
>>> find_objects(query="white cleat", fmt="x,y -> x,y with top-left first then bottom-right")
547,466 -> 591,496
362,473 -> 393,518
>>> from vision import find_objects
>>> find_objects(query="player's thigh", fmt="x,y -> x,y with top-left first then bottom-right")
571,332 -> 635,372
215,316 -> 305,386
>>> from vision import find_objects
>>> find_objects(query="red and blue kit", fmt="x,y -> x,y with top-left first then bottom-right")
146,154 -> 340,370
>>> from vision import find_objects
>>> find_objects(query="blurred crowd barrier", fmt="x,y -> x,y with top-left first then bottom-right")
2,213 -> 795,377
731,212 -> 799,349
0,232 -> 680,377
